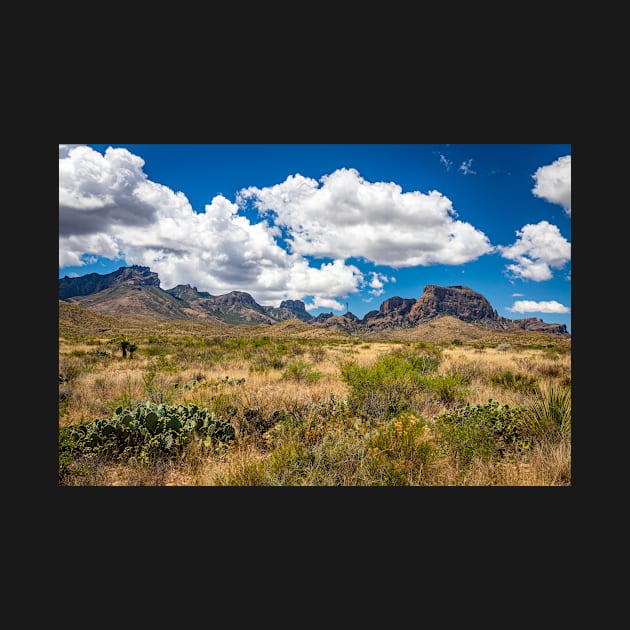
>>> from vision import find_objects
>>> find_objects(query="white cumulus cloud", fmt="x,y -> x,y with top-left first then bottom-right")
59,145 -> 365,306
497,220 -> 571,281
60,147 -> 510,309
237,167 -> 493,268
366,271 -> 394,296
532,154 -> 571,216
304,296 -> 346,312
506,300 -> 570,314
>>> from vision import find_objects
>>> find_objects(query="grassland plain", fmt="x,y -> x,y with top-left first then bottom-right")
58,301 -> 571,486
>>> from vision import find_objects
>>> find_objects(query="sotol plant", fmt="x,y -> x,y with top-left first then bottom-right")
525,381 -> 571,441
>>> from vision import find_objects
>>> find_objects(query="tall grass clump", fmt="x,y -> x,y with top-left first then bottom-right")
489,370 -> 539,394
524,381 -> 571,442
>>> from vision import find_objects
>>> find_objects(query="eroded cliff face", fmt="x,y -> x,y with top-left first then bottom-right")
408,285 -> 497,324
346,284 -> 567,335
59,265 -> 159,300
496,316 -> 568,335
379,296 -> 417,316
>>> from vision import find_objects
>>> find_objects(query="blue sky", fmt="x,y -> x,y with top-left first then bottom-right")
59,144 -> 571,332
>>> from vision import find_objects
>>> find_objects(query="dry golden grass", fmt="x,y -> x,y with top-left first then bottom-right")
67,436 -> 570,487
439,345 -> 571,407
59,308 -> 571,486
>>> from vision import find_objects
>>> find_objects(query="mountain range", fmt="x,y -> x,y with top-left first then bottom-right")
58,265 -> 570,336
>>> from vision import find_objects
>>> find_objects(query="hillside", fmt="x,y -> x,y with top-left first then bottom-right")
58,300 -> 228,338
59,266 -> 570,338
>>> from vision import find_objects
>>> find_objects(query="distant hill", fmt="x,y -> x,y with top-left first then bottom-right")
309,285 -> 568,336
58,266 -> 569,337
59,265 -> 312,326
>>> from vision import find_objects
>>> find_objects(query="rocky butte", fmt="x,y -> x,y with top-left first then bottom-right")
312,285 -> 569,336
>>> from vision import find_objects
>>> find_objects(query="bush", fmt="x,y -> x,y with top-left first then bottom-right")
362,413 -> 435,485
428,374 -> 468,404
281,360 -> 322,382
434,399 -> 530,463
340,357 -> 414,420
249,351 -> 287,373
340,349 -> 466,420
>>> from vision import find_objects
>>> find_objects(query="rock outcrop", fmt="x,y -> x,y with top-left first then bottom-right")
408,285 -> 497,324
59,265 -> 160,300
265,299 -> 313,322
313,284 -> 569,336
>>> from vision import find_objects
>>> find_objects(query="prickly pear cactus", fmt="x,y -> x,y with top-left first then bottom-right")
59,401 -> 236,463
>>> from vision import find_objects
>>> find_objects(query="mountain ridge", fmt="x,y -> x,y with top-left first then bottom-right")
58,265 -> 570,336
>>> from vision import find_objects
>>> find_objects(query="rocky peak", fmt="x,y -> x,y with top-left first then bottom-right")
280,299 -> 307,311
215,291 -> 260,309
310,311 -> 361,332
379,296 -> 417,315
59,265 -> 160,300
167,284 -> 212,302
409,285 -> 497,323
311,312 -> 334,323
115,265 -> 161,287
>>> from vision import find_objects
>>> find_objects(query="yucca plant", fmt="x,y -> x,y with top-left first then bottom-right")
525,381 -> 571,441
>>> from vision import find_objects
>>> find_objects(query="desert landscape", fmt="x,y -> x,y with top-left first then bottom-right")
58,271 -> 570,486
59,144 -> 571,486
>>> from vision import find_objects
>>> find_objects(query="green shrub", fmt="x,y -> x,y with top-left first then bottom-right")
281,360 -> 322,383
426,374 -> 468,404
362,413 -> 435,485
392,345 -> 443,373
142,344 -> 168,357
340,349 -> 463,421
232,406 -> 434,486
434,399 -> 530,463
340,358 -> 413,420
